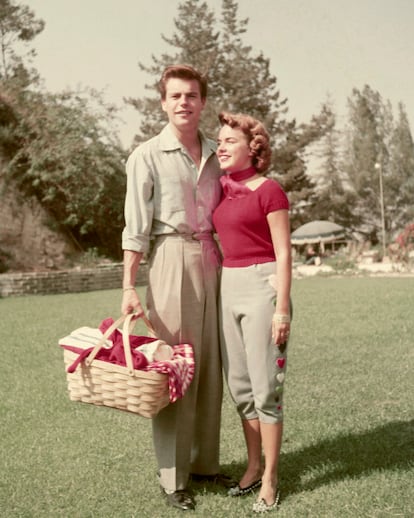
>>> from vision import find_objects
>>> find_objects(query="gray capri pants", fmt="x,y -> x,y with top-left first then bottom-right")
219,261 -> 289,424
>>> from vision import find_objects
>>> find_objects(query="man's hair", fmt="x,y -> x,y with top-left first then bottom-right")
159,64 -> 208,100
218,111 -> 272,174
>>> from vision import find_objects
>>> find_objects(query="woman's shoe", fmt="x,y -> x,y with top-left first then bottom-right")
252,487 -> 280,513
228,479 -> 262,496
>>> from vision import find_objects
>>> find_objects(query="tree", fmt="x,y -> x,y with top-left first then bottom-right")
0,0 -> 44,81
387,103 -> 414,232
126,0 -> 332,228
212,0 -> 333,227
309,100 -> 358,228
342,85 -> 388,241
0,87 -> 20,159
343,85 -> 414,243
3,83 -> 127,258
126,0 -> 220,140
0,1 -> 130,260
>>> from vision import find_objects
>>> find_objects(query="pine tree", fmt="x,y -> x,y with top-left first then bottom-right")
125,0 -> 220,140
310,103 -> 358,227
126,0 -> 331,227
0,0 -> 44,82
387,103 -> 414,231
343,85 -> 414,242
343,85 -> 387,240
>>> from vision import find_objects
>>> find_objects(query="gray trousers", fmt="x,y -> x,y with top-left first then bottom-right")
219,262 -> 289,424
146,235 -> 223,491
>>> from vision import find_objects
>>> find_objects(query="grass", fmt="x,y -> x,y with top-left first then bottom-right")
1,278 -> 413,517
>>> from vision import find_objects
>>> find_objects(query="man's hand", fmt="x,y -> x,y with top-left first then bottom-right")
121,288 -> 144,316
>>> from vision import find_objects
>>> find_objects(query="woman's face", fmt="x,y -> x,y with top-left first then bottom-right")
216,125 -> 253,173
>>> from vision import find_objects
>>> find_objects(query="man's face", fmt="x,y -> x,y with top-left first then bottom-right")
161,78 -> 206,131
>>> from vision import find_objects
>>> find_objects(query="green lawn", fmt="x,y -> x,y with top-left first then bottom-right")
1,277 -> 413,517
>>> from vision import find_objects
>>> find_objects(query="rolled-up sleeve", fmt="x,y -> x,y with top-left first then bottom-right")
122,147 -> 154,254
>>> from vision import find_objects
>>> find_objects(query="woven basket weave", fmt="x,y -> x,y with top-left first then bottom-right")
62,314 -> 169,418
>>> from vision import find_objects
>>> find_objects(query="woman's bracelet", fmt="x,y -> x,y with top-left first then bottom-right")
273,313 -> 291,324
123,286 -> 136,292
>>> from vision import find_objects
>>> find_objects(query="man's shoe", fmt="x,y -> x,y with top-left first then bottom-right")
162,488 -> 195,511
191,473 -> 238,489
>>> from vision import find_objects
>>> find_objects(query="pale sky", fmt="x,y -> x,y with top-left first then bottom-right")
26,0 -> 414,147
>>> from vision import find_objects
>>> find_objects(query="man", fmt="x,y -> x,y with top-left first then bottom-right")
121,65 -> 232,511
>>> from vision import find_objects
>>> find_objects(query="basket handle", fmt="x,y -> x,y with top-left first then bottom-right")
85,313 -> 156,370
136,313 -> 156,337
84,314 -> 127,367
121,313 -> 153,375
122,313 -> 158,375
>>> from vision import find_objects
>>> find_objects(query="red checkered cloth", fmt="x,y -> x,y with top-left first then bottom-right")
145,343 -> 195,403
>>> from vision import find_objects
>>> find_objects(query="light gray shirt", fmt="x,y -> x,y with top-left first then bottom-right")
122,124 -> 222,254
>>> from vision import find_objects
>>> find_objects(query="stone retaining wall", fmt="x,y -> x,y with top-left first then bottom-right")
0,262 -> 148,297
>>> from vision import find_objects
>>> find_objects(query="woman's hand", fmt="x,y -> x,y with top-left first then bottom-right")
272,314 -> 291,346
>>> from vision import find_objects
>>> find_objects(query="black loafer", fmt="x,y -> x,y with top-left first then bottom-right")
228,479 -> 262,496
162,488 -> 195,511
191,473 -> 238,489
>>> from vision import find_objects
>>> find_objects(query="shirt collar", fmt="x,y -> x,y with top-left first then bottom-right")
159,124 -> 181,151
159,123 -> 216,159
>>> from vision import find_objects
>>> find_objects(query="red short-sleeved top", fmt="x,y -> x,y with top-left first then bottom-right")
213,172 -> 289,267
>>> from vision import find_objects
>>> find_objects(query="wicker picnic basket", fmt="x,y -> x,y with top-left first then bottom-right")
61,313 -> 170,418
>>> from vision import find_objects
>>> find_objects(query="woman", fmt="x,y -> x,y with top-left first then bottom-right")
213,112 -> 292,513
